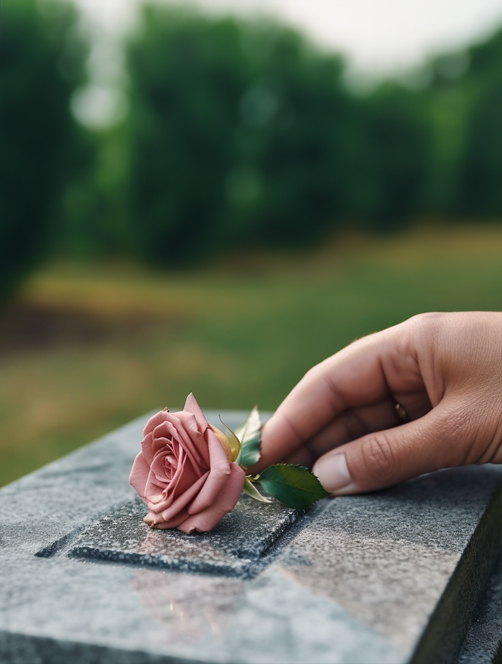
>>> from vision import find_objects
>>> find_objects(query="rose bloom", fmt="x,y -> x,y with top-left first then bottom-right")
129,394 -> 245,533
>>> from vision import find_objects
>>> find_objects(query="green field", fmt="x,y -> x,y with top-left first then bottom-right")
1,224 -> 501,487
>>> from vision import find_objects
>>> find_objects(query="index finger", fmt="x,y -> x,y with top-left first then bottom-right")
257,324 -> 413,470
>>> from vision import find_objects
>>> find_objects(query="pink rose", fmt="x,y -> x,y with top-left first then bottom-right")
129,393 -> 245,534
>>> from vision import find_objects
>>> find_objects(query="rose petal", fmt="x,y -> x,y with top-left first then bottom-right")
144,448 -> 185,508
147,470 -> 209,521
129,453 -> 150,498
145,451 -> 172,492
151,446 -> 200,501
169,454 -> 201,497
144,477 -> 165,504
161,414 -> 208,470
151,428 -> 178,456
183,393 -> 210,433
187,428 -> 232,515
152,420 -> 179,444
140,431 -> 155,464
149,435 -> 193,481
150,448 -> 174,484
144,473 -> 176,511
158,471 -> 209,522
173,411 -> 211,467
177,463 -> 245,533
144,509 -> 190,530
143,410 -> 170,437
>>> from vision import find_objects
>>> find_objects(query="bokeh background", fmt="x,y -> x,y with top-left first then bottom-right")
2,0 -> 502,486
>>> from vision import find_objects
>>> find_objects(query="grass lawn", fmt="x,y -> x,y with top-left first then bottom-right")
1,223 -> 501,486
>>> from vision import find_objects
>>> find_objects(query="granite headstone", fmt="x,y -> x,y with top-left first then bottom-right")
0,411 -> 501,664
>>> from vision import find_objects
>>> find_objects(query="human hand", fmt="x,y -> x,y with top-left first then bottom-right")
258,312 -> 502,494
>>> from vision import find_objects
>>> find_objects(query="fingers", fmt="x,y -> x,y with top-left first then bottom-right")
258,330 -> 404,470
312,402 -> 462,495
256,312 -> 502,492
275,395 -> 432,469
276,398 -> 405,469
306,398 -> 406,458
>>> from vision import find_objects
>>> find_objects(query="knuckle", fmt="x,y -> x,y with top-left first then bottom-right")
407,311 -> 445,327
303,362 -> 324,382
362,433 -> 395,480
443,396 -> 500,465
433,401 -> 482,466
404,312 -> 445,357
406,312 -> 445,341
436,405 -> 465,436
436,399 -> 475,445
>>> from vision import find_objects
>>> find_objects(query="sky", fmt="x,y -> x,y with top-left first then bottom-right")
70,0 -> 502,126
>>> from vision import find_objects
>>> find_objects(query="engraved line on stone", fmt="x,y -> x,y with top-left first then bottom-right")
35,526 -> 87,559
61,495 -> 306,578
68,546 -> 251,578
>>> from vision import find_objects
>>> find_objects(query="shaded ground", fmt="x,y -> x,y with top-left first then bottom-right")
0,302 -> 178,356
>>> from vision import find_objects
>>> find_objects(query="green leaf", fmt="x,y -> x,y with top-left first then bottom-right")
236,406 -> 262,468
257,464 -> 330,509
218,417 -> 241,462
243,477 -> 273,503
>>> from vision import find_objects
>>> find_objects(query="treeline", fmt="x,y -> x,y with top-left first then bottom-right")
2,0 -> 502,299
0,0 -> 87,302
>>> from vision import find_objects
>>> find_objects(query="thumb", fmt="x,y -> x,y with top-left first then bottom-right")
312,404 -> 463,495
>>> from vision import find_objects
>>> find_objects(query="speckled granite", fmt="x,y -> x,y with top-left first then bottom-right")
64,495 -> 300,577
0,411 -> 501,664
457,556 -> 502,664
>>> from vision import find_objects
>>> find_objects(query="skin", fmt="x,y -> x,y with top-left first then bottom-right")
257,312 -> 502,494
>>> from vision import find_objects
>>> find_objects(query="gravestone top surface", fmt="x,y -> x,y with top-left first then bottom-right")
0,411 -> 502,664
63,494 -> 300,577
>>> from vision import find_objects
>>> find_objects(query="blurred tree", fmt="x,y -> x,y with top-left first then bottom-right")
125,6 -> 357,265
415,27 -> 502,219
7,0 -> 498,277
126,9 -> 247,265
222,26 -> 356,247
455,29 -> 502,217
459,80 -> 502,217
358,84 -> 433,230
222,30 -> 357,248
418,52 -> 472,216
0,0 -> 87,304
56,125 -> 132,260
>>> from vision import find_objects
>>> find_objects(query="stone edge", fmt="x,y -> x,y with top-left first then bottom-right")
411,484 -> 502,664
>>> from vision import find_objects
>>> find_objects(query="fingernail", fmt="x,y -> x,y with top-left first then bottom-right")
313,453 -> 352,494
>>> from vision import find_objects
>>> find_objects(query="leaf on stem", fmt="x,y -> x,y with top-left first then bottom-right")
236,406 -> 262,468
243,477 -> 273,503
257,464 -> 330,509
